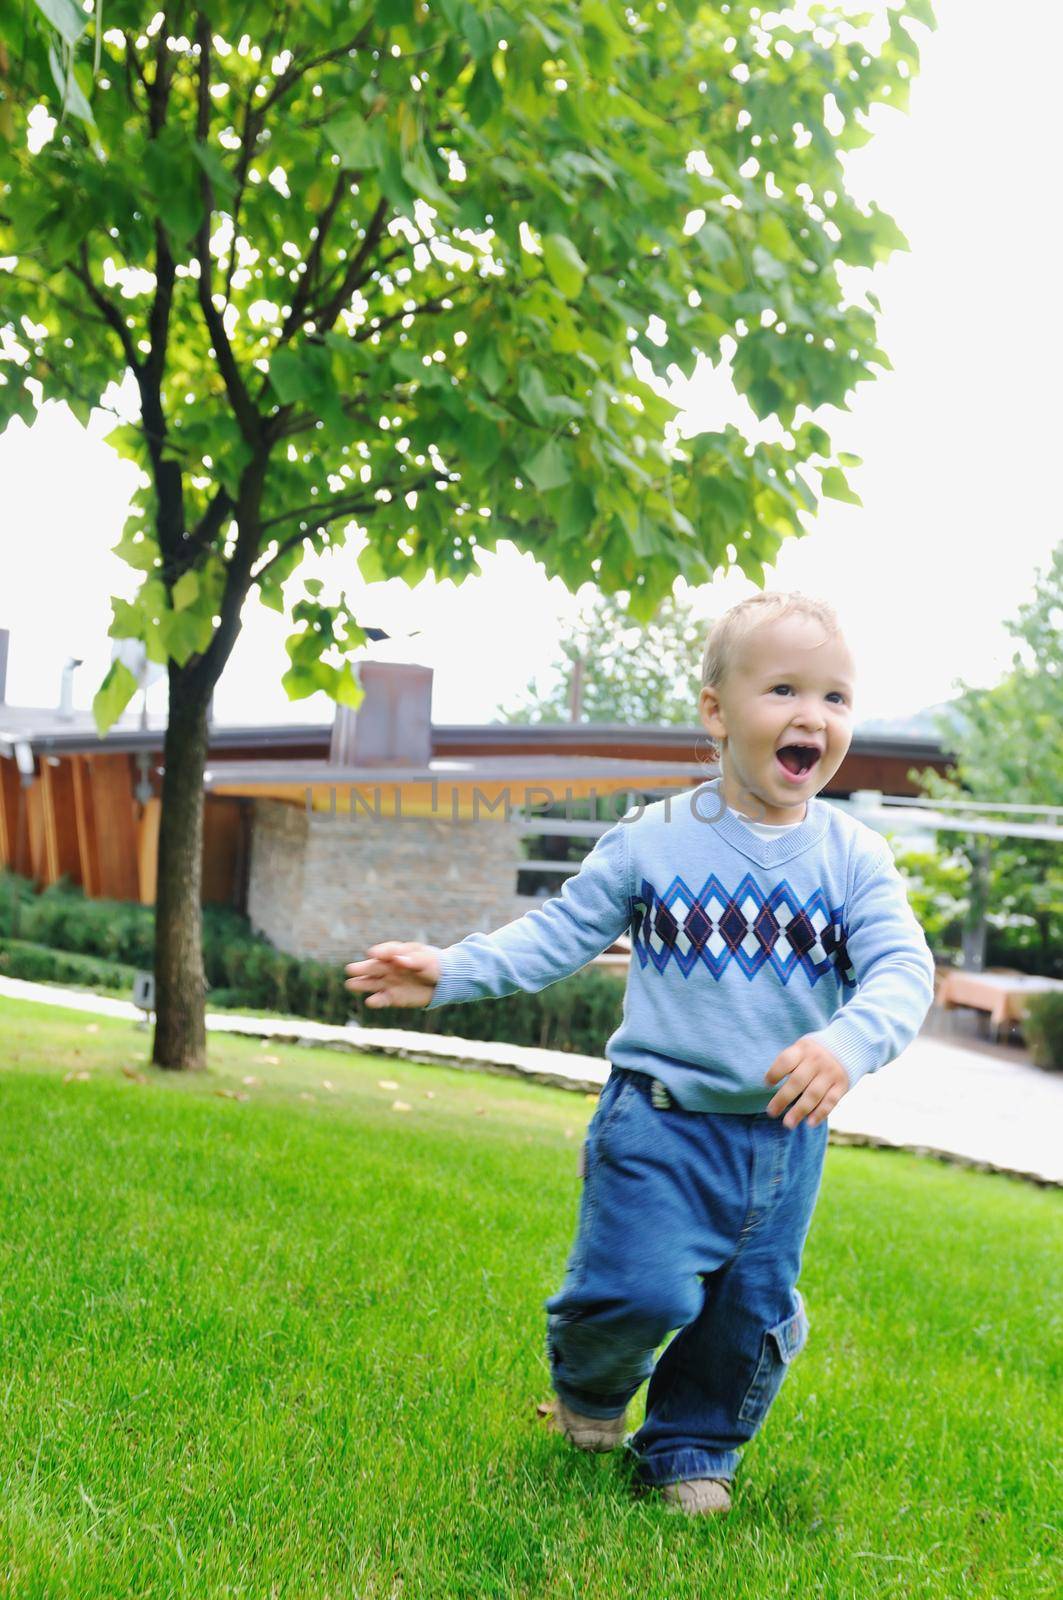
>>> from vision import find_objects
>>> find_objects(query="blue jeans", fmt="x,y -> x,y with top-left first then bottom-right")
543,1065 -> 829,1487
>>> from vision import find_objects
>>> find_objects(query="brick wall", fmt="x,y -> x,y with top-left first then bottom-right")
246,798 -> 528,965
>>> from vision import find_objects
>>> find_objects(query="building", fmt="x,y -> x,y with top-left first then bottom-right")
0,628 -> 958,964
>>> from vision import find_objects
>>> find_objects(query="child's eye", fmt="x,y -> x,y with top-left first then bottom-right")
771,684 -> 847,705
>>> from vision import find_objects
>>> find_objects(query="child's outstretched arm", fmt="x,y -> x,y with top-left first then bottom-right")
345,814 -> 633,1011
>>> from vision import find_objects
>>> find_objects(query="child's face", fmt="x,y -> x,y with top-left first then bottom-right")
698,614 -> 856,823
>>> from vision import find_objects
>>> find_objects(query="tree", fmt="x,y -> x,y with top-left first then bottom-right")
0,0 -> 932,1066
899,541 -> 1063,975
498,588 -> 706,726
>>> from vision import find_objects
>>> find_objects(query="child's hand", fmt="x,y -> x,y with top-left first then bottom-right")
764,1037 -> 851,1129
344,942 -> 441,1009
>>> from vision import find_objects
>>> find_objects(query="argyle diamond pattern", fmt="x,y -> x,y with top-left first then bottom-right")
629,872 -> 855,988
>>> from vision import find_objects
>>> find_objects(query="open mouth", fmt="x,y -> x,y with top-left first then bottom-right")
775,744 -> 822,781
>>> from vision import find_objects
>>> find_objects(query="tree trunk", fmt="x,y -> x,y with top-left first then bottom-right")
152,665 -> 212,1070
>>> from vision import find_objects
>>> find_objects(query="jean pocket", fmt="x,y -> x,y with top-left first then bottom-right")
596,1072 -> 639,1159
737,1290 -> 810,1427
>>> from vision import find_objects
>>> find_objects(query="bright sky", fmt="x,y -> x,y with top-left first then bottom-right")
1,0 -> 1058,730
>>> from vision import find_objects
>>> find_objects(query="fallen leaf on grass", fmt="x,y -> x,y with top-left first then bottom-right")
121,1065 -> 147,1083
85,1024 -> 99,1035
256,1055 -> 281,1067
378,1078 -> 399,1090
474,1107 -> 486,1116
299,1092 -> 315,1102
563,1128 -> 573,1138
63,1070 -> 91,1083
242,1075 -> 261,1087
423,1091 -> 435,1099
215,1088 -> 249,1102
321,1080 -> 336,1093
392,1100 -> 411,1112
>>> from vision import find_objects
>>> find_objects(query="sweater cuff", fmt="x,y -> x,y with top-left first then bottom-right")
425,946 -> 481,1010
804,1016 -> 882,1092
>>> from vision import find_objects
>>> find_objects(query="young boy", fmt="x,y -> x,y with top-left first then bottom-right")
344,591 -> 936,1517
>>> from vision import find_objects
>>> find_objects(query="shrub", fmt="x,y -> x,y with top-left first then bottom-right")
0,937 -> 136,991
1021,992 -> 1063,1072
0,868 -> 630,1053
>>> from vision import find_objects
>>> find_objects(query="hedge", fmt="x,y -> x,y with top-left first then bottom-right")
1021,992 -> 1063,1072
0,871 -> 625,1055
0,937 -> 138,992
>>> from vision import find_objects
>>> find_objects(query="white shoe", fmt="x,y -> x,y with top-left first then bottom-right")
659,1476 -> 733,1515
538,1395 -> 628,1451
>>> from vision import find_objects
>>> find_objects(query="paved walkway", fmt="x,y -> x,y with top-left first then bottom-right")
2,976 -> 1060,1187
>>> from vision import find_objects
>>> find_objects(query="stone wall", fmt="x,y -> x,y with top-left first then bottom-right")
246,798 -> 528,965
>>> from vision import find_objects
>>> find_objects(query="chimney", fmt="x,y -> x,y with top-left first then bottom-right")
330,662 -> 433,768
58,657 -> 83,721
0,628 -> 8,704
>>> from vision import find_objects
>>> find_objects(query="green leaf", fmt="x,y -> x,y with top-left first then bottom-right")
465,58 -> 502,127
471,342 -> 506,397
92,660 -> 138,735
191,141 -> 238,202
171,571 -> 199,611
323,112 -> 380,170
905,0 -> 937,30
34,0 -> 89,49
357,542 -> 389,583
517,365 -> 582,425
47,43 -> 95,128
334,666 -> 364,709
268,347 -> 327,405
542,233 -> 588,299
375,0 -> 414,24
820,466 -> 862,507
521,439 -> 570,492
112,531 -> 160,573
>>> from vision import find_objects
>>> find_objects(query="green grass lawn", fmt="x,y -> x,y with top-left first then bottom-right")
0,995 -> 1059,1599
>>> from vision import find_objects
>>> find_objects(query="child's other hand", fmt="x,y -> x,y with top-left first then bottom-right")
764,1037 -> 851,1129
344,942 -> 441,1009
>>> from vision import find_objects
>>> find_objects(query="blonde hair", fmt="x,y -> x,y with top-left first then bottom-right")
698,590 -> 843,765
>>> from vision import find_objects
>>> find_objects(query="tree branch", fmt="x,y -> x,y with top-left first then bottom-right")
155,484 -> 235,584
193,14 -> 262,449
223,1 -> 288,303
273,390 -> 372,441
257,25 -> 376,120
307,238 -> 411,323
311,195 -> 391,334
349,287 -> 467,345
147,14 -> 174,138
259,468 -> 451,537
69,245 -> 143,378
146,221 -> 175,391
22,348 -> 130,425
275,168 -> 350,345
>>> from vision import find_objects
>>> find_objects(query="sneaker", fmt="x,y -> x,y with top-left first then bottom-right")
659,1477 -> 733,1515
536,1395 -> 628,1452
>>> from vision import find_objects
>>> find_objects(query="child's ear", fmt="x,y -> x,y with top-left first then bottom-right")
698,685 -> 725,740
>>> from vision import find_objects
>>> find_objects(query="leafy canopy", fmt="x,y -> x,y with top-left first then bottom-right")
0,0 -> 932,730
900,541 -> 1063,969
499,588 -> 709,727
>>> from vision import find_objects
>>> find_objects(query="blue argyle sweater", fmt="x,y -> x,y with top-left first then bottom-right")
425,776 -> 936,1113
